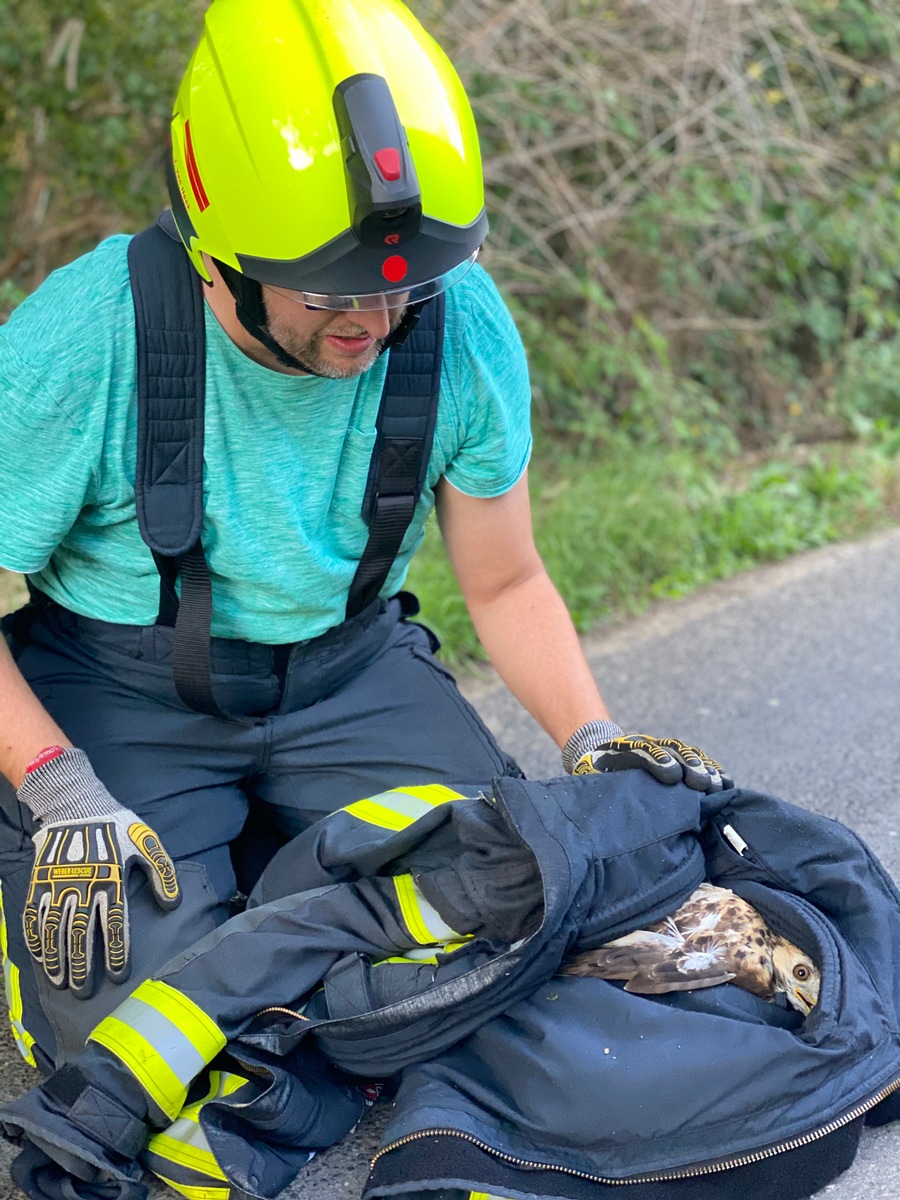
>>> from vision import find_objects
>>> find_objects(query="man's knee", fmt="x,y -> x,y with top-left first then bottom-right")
0,857 -> 232,1067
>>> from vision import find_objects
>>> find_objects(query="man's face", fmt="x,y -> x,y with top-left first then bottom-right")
262,288 -> 407,379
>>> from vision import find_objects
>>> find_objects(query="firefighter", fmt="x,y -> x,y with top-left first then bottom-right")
0,0 -> 725,1069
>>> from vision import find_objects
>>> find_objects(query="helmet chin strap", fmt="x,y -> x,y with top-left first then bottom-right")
214,260 -> 327,375
214,259 -> 429,374
384,303 -> 426,350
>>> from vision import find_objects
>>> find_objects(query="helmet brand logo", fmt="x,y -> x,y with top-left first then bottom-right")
384,233 -> 401,245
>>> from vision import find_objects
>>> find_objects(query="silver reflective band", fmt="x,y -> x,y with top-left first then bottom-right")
265,251 -> 479,311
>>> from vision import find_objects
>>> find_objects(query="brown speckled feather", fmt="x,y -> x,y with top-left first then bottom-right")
560,882 -> 820,1013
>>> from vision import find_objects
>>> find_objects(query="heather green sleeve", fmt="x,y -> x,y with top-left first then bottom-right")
0,295 -> 102,573
441,265 -> 533,500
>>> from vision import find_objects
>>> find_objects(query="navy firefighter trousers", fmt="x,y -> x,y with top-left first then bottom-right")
0,591 -> 520,1068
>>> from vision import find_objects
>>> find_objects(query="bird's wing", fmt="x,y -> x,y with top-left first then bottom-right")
565,929 -> 738,994
602,926 -> 685,953
665,883 -> 739,935
623,958 -> 737,994
561,930 -> 681,979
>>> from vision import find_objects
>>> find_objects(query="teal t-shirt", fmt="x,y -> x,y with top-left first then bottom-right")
0,237 -> 532,642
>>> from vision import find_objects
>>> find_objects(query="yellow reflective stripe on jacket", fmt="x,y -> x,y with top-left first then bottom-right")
5,968 -> 36,1068
146,1132 -> 227,1182
88,980 -> 226,1120
344,783 -> 465,831
378,937 -> 474,966
150,1175 -> 230,1200
392,784 -> 466,805
0,880 -> 36,1068
378,953 -> 439,966
469,1193 -> 517,1199
186,1068 -> 249,1111
144,1070 -> 249,1194
393,872 -> 464,945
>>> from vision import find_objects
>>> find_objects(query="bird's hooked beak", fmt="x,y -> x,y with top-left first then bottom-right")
790,986 -> 817,1015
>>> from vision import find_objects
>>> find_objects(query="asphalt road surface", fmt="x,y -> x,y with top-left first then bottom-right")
0,526 -> 897,1200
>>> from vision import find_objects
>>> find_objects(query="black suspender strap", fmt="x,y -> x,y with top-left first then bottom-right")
130,215 -> 205,574
129,217 -> 230,719
346,292 -> 444,619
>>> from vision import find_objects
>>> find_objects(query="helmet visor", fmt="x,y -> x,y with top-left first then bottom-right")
264,250 -> 478,312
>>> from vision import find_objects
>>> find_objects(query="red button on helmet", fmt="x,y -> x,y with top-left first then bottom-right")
373,147 -> 402,181
382,255 -> 408,283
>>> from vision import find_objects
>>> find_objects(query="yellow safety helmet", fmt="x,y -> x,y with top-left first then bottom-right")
168,0 -> 488,310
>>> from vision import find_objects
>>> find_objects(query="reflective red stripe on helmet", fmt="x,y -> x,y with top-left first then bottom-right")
183,121 -> 210,213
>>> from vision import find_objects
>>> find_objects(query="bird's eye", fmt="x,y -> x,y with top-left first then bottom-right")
793,965 -> 810,980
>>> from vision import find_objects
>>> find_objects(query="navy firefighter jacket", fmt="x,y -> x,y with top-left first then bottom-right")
3,772 -> 900,1200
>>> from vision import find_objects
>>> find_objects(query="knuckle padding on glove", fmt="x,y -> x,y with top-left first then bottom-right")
568,726 -> 728,793
17,747 -> 180,993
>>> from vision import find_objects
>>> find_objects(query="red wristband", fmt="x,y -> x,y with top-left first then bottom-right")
24,746 -> 67,774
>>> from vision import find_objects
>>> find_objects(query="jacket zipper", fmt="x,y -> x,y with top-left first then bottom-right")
370,1074 -> 900,1184
255,1005 -> 311,1021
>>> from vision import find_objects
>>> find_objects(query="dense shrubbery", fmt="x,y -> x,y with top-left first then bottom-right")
0,2 -> 204,305
3,0 -> 899,451
425,0 -> 900,449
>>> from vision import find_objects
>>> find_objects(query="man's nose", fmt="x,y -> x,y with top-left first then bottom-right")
351,302 -> 391,340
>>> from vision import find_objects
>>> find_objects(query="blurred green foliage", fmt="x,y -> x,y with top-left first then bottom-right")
424,0 -> 900,452
0,1 -> 204,300
3,0 -> 900,449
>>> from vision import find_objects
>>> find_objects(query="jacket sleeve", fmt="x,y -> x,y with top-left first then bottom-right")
81,786 -> 487,1122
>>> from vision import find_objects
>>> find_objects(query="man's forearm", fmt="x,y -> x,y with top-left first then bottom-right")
0,636 -> 71,789
466,567 -> 613,750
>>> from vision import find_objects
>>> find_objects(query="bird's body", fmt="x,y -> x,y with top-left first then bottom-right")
561,882 -> 820,1014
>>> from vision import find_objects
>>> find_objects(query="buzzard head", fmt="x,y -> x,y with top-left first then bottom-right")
771,941 -> 820,1014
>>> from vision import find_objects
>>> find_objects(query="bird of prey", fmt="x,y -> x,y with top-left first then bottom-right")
560,882 -> 820,1014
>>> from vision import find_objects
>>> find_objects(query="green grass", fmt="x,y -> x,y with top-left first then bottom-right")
406,434 -> 900,670
4,435 -> 898,670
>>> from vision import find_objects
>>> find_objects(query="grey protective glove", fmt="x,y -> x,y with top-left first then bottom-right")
562,720 -> 730,793
17,747 -> 181,998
